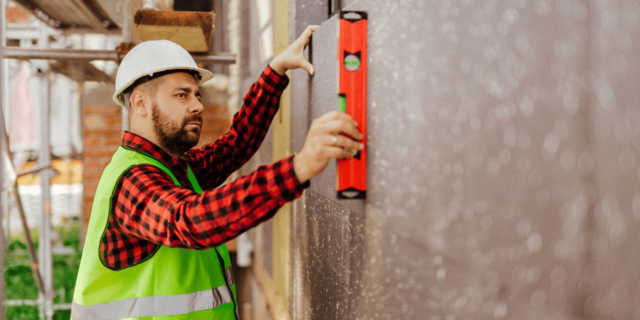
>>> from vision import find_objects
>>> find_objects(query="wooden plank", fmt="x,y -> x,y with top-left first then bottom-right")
134,9 -> 215,52
11,0 -> 119,32
251,260 -> 291,320
272,0 -> 292,313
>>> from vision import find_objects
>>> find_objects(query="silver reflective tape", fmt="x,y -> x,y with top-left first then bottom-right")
72,283 -> 233,320
225,266 -> 235,286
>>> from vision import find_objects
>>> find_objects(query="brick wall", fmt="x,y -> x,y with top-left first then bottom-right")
197,105 -> 232,147
6,5 -> 32,24
82,104 -> 232,228
82,105 -> 123,225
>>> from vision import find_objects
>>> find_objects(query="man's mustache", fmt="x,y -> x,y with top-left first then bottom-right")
182,113 -> 203,127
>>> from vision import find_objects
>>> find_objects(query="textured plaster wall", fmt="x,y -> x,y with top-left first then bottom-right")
289,0 -> 640,319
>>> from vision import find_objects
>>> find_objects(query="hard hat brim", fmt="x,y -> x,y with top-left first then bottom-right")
112,66 -> 214,108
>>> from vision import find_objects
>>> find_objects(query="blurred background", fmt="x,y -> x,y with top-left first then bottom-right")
3,0 -> 640,320
1,0 -> 235,319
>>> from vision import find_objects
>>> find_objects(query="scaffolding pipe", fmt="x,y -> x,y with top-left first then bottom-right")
0,118 -> 4,320
122,0 -> 133,44
9,185 -> 45,293
4,47 -> 117,60
16,165 -> 53,177
0,1 -> 5,318
75,65 -> 86,248
2,15 -> 10,244
2,47 -> 237,64
0,109 -> 45,295
121,0 -> 132,132
35,23 -> 54,320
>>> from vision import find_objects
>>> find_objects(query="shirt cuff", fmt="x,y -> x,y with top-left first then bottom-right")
267,155 -> 310,203
259,65 -> 290,96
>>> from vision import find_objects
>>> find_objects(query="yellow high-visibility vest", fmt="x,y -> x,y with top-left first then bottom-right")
72,146 -> 238,320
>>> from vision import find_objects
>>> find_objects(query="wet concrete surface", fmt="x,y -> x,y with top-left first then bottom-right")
289,0 -> 640,319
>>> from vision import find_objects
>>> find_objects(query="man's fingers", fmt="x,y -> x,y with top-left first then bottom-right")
316,110 -> 340,122
302,25 -> 320,37
326,134 -> 364,150
324,146 -> 358,160
316,110 -> 358,126
299,25 -> 320,47
304,25 -> 320,35
320,119 -> 363,140
300,59 -> 315,75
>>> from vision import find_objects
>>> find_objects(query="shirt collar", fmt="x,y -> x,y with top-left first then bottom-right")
121,131 -> 189,171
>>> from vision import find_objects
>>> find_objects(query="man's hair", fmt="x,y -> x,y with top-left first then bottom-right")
121,78 -> 162,119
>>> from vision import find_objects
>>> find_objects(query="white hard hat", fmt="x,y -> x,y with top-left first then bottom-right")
113,40 -> 214,107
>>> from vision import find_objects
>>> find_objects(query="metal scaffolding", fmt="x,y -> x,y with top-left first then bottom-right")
0,1 -> 237,318
3,47 -> 237,64
0,3 -> 5,317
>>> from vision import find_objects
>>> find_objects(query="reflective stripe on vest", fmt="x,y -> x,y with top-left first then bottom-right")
72,267 -> 236,320
73,286 -> 230,319
225,266 -> 235,286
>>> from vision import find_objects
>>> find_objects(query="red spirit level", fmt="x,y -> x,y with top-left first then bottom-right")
337,11 -> 367,199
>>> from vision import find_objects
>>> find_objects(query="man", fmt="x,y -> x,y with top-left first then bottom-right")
72,26 -> 363,319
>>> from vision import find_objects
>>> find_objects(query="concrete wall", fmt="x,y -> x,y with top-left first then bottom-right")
288,0 -> 640,319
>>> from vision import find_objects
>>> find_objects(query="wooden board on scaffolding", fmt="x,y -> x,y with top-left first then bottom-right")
134,10 -> 215,52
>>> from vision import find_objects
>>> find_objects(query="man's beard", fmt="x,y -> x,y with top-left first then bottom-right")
152,103 -> 202,156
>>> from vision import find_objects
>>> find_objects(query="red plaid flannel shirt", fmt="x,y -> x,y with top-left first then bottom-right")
100,66 -> 308,270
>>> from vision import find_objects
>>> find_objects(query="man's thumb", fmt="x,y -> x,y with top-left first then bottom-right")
301,60 -> 315,76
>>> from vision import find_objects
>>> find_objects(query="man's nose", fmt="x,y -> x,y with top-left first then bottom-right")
190,98 -> 204,113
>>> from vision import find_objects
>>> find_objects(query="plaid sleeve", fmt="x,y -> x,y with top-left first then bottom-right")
185,65 -> 289,190
113,155 -> 308,249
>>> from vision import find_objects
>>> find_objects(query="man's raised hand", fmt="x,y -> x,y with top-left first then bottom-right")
269,25 -> 320,76
293,111 -> 365,183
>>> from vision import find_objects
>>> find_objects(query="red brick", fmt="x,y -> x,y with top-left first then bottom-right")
83,167 -> 104,173
105,138 -> 122,146
84,138 -> 104,145
6,7 -> 31,24
84,172 -> 103,179
103,117 -> 124,125
84,144 -> 119,152
84,128 -> 122,135
84,150 -> 118,158
84,167 -> 105,174
84,106 -> 121,114
203,107 -> 230,116
84,162 -> 104,169
83,116 -> 105,128
206,118 -> 232,126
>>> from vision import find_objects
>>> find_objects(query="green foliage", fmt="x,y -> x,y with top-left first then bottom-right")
5,223 -> 82,319
5,306 -> 38,320
53,310 -> 71,320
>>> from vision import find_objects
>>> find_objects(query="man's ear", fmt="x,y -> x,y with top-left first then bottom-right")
130,91 -> 149,117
